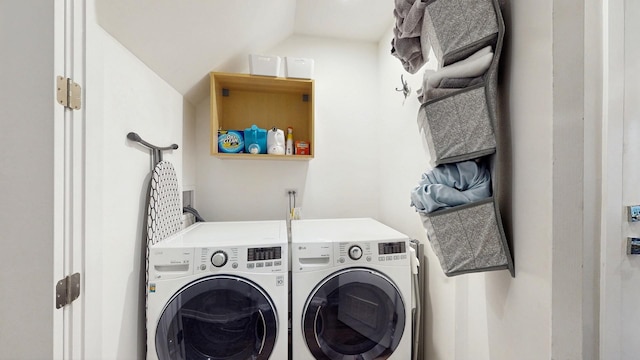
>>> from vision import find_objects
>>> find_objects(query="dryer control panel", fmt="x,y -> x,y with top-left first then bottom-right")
336,240 -> 410,266
194,245 -> 287,274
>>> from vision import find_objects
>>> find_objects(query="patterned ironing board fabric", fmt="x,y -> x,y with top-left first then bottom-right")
144,160 -> 182,350
146,160 -> 182,246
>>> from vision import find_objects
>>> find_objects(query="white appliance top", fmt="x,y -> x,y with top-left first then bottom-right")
152,220 -> 287,248
291,218 -> 409,244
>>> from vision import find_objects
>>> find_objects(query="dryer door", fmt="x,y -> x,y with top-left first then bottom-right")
302,268 -> 406,360
155,275 -> 278,360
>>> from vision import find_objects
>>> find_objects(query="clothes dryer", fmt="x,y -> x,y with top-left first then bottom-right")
146,220 -> 288,360
291,218 -> 413,360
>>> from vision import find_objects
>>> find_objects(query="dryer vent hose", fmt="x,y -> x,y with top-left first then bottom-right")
183,205 -> 205,222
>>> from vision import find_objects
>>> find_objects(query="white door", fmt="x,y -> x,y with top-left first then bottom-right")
0,0 -> 86,358
54,0 -> 86,358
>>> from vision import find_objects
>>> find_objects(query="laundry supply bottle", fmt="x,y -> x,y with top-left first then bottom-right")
267,127 -> 285,155
286,127 -> 294,155
243,124 -> 267,154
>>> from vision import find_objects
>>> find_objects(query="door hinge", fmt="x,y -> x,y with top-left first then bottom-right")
56,76 -> 81,110
56,272 -> 81,309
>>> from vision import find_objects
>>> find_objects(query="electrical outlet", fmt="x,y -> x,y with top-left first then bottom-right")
628,237 -> 640,255
629,205 -> 640,222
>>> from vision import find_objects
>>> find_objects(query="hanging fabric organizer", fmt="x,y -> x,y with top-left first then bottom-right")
408,0 -> 514,277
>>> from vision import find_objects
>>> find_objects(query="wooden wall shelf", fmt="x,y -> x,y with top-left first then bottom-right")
210,72 -> 315,159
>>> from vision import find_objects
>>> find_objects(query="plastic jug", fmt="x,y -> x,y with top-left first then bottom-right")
267,127 -> 285,155
244,125 -> 267,154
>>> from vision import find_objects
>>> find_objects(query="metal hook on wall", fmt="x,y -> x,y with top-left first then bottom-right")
395,74 -> 411,105
127,132 -> 179,169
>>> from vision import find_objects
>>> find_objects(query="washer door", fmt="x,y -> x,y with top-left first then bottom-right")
302,268 -> 406,360
156,275 -> 278,360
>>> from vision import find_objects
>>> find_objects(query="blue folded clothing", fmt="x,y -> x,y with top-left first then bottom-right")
410,160 -> 492,214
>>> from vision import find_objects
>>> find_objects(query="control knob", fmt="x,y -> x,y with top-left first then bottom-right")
348,245 -> 363,260
211,251 -> 228,267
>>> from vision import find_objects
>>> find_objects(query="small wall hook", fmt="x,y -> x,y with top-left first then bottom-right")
127,132 -> 179,168
395,74 -> 411,105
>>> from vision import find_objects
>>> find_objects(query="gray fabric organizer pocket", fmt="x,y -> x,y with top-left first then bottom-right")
419,197 -> 513,276
417,84 -> 496,166
424,0 -> 498,66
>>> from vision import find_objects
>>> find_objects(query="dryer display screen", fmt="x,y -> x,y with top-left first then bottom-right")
378,242 -> 406,255
248,247 -> 282,261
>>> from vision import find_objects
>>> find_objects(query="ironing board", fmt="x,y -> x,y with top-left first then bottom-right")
145,159 -> 182,293
126,132 -> 181,357
144,160 -> 182,350
146,160 -> 182,247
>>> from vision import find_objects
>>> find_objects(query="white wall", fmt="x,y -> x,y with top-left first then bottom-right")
620,0 -> 640,358
84,6 -> 191,358
194,36 -> 381,222
551,0 -> 587,357
582,0 -> 604,358
376,27 -> 449,359
0,1 -> 55,358
0,1 -> 603,358
375,1 -> 560,358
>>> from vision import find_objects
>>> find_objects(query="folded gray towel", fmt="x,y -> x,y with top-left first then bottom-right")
394,0 -> 427,39
391,30 -> 425,74
417,87 -> 459,103
439,76 -> 484,89
394,0 -> 414,17
410,160 -> 492,214
417,77 -> 485,102
422,48 -> 493,89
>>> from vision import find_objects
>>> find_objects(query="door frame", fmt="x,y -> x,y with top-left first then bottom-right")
599,0 -> 625,358
53,0 -> 86,358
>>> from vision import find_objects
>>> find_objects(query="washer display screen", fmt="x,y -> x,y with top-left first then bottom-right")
248,246 -> 282,261
378,241 -> 406,255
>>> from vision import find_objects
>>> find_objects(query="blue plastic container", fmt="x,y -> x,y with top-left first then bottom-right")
244,125 -> 267,154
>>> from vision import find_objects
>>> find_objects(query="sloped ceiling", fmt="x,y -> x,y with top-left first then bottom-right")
95,0 -> 394,104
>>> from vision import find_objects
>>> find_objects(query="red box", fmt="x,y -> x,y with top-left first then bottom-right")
295,141 -> 310,155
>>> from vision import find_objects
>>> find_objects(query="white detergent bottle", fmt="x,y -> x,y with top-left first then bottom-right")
285,127 -> 294,155
267,127 -> 285,155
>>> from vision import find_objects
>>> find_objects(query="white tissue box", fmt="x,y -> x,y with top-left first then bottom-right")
285,57 -> 314,79
249,54 -> 281,77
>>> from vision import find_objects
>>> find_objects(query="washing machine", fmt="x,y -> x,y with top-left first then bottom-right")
146,220 -> 288,360
291,218 -> 413,360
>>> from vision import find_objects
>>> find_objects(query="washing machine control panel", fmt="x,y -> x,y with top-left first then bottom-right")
337,242 -> 371,264
195,245 -> 286,274
211,251 -> 228,267
348,245 -> 363,260
337,240 -> 410,265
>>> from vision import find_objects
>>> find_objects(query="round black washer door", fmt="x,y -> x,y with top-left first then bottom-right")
302,267 -> 406,360
156,275 -> 278,360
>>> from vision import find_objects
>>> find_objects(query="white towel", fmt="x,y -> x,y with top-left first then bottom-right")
418,46 -> 493,97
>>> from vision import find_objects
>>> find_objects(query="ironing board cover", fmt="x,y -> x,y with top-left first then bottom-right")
146,160 -> 182,246
145,160 -> 182,350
